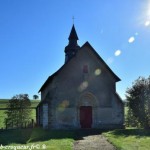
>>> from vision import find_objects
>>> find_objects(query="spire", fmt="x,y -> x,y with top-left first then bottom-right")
68,25 -> 79,40
64,24 -> 80,63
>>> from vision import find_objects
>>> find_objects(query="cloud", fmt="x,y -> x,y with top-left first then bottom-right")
128,36 -> 135,43
114,50 -> 121,56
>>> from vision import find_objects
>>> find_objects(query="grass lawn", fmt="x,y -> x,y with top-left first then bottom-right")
103,129 -> 150,150
0,128 -> 74,150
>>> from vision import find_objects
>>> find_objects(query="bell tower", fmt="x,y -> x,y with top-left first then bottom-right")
64,25 -> 80,63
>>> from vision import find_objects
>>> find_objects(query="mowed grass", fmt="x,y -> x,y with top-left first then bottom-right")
103,129 -> 150,150
0,99 -> 40,129
0,128 -> 74,150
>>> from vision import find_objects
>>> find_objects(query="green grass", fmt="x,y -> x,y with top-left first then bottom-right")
103,129 -> 150,150
0,110 -> 7,129
0,128 -> 74,150
0,99 -> 40,129
1,128 -> 150,150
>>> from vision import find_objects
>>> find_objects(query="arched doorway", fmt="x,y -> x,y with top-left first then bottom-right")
77,92 -> 98,128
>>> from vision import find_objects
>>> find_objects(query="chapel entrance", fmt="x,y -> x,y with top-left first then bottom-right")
80,106 -> 92,128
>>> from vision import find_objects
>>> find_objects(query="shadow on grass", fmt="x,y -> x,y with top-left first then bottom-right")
0,129 -> 33,145
27,128 -> 107,142
0,128 -> 107,145
109,129 -> 150,138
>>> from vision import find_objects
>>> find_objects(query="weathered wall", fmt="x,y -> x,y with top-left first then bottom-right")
39,44 -> 124,129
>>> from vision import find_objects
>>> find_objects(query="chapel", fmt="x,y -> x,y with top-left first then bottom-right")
36,25 -> 124,129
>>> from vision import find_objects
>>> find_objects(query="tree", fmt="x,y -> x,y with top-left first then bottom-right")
33,95 -> 39,100
5,94 -> 31,128
126,76 -> 150,128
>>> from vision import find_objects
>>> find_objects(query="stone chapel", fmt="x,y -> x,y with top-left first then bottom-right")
36,25 -> 124,129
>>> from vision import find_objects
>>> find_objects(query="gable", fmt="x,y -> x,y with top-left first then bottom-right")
39,41 -> 121,93
79,42 -> 120,82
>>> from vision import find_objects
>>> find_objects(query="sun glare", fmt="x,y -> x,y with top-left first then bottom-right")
145,20 -> 150,26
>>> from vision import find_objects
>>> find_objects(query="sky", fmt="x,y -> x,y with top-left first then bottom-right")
0,0 -> 150,100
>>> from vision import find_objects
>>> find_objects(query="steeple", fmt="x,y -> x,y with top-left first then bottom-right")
68,25 -> 79,40
64,24 -> 80,63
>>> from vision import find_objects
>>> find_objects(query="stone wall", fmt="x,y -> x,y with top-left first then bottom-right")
39,44 -> 124,129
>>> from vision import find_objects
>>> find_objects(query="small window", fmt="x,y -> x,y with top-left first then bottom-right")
83,65 -> 88,73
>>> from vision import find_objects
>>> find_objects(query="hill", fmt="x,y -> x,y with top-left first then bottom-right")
0,99 -> 40,109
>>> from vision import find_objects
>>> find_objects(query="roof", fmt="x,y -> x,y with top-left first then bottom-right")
68,24 -> 79,40
38,65 -> 65,92
39,41 -> 121,92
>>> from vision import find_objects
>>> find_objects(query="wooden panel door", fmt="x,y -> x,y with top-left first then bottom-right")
80,106 -> 92,128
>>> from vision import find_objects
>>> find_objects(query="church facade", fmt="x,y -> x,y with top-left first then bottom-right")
36,25 -> 124,129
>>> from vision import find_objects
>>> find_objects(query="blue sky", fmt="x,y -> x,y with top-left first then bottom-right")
0,0 -> 150,100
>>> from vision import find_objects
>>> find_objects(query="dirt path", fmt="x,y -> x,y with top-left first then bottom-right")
74,134 -> 116,150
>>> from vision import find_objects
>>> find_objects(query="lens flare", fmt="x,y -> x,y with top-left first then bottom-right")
57,100 -> 69,112
114,50 -> 121,56
78,81 -> 88,92
107,57 -> 114,64
128,36 -> 135,43
94,69 -> 101,76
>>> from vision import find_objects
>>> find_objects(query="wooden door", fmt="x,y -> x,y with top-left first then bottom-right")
80,106 -> 92,128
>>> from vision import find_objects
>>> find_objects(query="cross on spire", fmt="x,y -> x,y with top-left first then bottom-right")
72,16 -> 75,24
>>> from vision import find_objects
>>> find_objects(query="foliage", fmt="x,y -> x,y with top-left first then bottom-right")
33,95 -> 39,100
126,76 -> 150,128
5,94 -> 32,128
0,109 -> 36,129
103,129 -> 150,150
0,99 -> 40,108
0,99 -> 40,129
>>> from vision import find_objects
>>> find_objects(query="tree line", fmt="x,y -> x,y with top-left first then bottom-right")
126,76 -> 150,129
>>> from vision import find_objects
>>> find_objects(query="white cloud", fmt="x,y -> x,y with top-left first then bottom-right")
114,50 -> 121,56
128,36 -> 135,43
